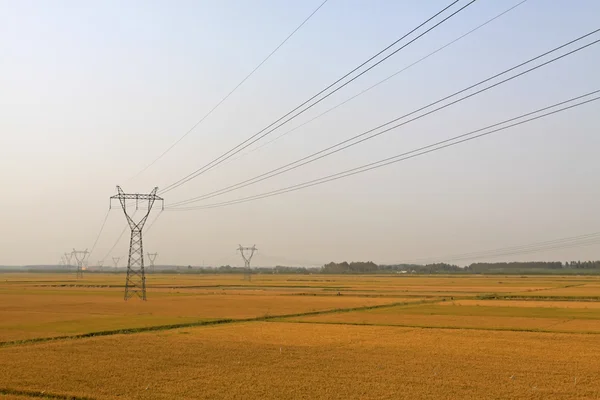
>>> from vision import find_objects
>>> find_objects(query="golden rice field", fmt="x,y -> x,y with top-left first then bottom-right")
2,272 -> 600,399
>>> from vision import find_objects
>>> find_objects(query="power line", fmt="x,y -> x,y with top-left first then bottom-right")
88,209 -> 111,260
168,32 -> 600,208
172,94 -> 600,210
100,210 -> 137,262
442,239 -> 600,263
468,238 -> 600,261
100,209 -> 161,263
405,232 -> 600,264
158,0 -> 476,195
165,92 -> 599,211
431,233 -> 600,261
127,0 -> 330,182
101,223 -> 129,263
145,210 -> 163,235
159,0 -> 472,194
170,31 -> 600,206
219,0 -> 529,168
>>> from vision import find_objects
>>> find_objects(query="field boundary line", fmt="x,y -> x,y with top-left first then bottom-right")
477,294 -> 600,302
276,319 -> 600,335
0,298 -> 445,348
0,387 -> 94,400
28,284 -> 353,290
508,283 -> 587,295
281,293 -> 449,299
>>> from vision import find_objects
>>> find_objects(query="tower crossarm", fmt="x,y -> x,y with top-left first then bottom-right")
110,186 -> 163,300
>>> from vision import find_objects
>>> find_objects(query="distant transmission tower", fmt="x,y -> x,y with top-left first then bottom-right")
64,252 -> 73,268
72,249 -> 89,279
147,252 -> 158,273
238,245 -> 258,281
110,186 -> 164,301
112,256 -> 121,268
97,260 -> 104,271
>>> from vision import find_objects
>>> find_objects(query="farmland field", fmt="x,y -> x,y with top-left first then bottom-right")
2,272 -> 600,399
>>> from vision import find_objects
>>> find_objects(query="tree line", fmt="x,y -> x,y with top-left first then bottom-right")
320,260 -> 600,274
184,261 -> 600,274
18,260 -> 600,275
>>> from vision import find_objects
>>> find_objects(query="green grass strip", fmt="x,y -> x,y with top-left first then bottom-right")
0,387 -> 94,400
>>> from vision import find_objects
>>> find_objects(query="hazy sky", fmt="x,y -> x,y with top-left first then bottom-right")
1,0 -> 599,267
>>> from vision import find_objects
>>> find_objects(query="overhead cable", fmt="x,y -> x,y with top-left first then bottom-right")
404,231 -> 600,264
220,0 -> 530,167
165,92 -> 599,210
158,0 -> 476,195
88,209 -> 111,260
127,0 -> 330,182
168,31 -> 600,207
100,210 -> 137,262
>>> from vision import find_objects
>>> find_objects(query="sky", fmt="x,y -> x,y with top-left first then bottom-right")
1,0 -> 599,267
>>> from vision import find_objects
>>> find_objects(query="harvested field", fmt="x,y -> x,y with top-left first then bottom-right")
505,285 -> 600,299
288,309 -> 574,332
2,322 -> 600,399
0,285 -> 403,342
442,299 -> 600,308
2,272 -> 582,292
286,300 -> 600,333
4,273 -> 600,398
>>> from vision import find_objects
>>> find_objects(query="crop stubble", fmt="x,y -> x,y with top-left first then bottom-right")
1,322 -> 600,399
3,273 -> 600,398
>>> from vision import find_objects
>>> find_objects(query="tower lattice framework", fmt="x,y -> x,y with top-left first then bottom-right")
147,252 -> 158,274
64,252 -> 73,268
71,249 -> 89,279
238,245 -> 258,281
110,186 -> 163,300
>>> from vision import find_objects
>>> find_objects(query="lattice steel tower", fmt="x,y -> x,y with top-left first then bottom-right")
72,249 -> 89,279
110,186 -> 164,300
238,245 -> 258,281
64,252 -> 73,268
147,252 -> 158,274
112,256 -> 121,269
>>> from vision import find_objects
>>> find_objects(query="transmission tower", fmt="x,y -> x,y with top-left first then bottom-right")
238,245 -> 258,281
72,249 -> 89,279
110,186 -> 164,301
112,256 -> 121,269
64,252 -> 73,268
147,252 -> 158,274
97,260 -> 104,271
